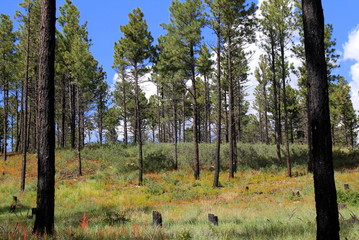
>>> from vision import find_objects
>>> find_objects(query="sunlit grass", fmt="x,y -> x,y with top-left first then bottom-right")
0,144 -> 358,239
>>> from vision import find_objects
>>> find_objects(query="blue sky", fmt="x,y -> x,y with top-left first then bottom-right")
2,0 -> 359,110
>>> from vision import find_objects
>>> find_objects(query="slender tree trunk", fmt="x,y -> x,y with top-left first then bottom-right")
270,36 -> 281,164
302,1 -> 340,238
214,25 -> 221,188
61,76 -> 66,148
69,83 -> 76,149
227,34 -> 236,178
3,67 -> 8,161
264,84 -> 269,144
21,4 -> 31,190
280,41 -> 291,177
33,0 -> 56,234
76,87 -> 82,176
191,46 -> 200,180
182,91 -> 186,142
134,64 -> 143,185
122,77 -> 128,145
173,101 -> 178,170
204,75 -> 209,143
224,90 -> 228,143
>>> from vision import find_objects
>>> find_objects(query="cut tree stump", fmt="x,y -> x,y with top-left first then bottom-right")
208,213 -> 218,226
10,196 -> 17,212
153,211 -> 162,227
292,190 -> 301,197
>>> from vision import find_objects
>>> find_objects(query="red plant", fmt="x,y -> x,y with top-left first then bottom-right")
79,214 -> 88,231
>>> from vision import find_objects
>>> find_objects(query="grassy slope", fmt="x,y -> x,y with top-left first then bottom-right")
0,143 -> 358,240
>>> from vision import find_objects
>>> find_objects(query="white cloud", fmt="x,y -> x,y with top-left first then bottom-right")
343,26 -> 359,61
113,71 -> 157,100
343,25 -> 359,111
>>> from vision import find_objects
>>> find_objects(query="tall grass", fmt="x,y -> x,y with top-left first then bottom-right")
0,143 -> 357,239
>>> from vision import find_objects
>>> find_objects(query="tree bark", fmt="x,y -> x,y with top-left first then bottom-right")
270,34 -> 281,164
213,23 -> 221,188
76,87 -> 82,176
21,3 -> 31,191
191,45 -> 200,180
227,33 -> 236,178
302,0 -> 340,238
33,0 -> 56,234
280,40 -> 291,177
134,64 -> 144,185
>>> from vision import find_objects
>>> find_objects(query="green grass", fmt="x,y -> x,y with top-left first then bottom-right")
0,143 -> 358,239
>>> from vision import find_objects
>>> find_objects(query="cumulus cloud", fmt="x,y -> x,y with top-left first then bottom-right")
113,71 -> 157,100
343,25 -> 359,111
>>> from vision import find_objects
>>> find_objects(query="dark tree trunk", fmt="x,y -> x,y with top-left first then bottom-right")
182,91 -> 186,142
224,90 -> 228,143
280,40 -> 291,177
60,77 -> 66,148
302,0 -> 340,239
227,34 -> 236,178
76,87 -> 82,176
21,3 -> 31,191
264,84 -> 269,144
134,64 -> 143,185
70,83 -> 76,149
214,24 -> 221,188
173,101 -> 178,170
33,0 -> 56,235
270,35 -> 281,164
191,45 -> 200,180
122,76 -> 128,145
3,71 -> 8,161
204,74 -> 210,143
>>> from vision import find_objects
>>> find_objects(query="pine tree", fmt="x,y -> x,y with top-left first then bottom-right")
163,0 -> 205,180
114,8 -> 153,185
33,0 -> 56,235
0,14 -> 17,161
302,0 -> 340,238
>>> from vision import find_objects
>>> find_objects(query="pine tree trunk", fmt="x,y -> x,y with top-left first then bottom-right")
3,70 -> 8,161
264,84 -> 270,145
33,0 -> 56,234
76,87 -> 82,176
227,34 -> 236,178
61,76 -> 66,148
134,64 -> 143,185
122,76 -> 128,145
21,5 -> 31,190
173,101 -> 178,170
280,41 -> 291,177
302,0 -> 340,238
70,84 -> 76,149
270,36 -> 281,164
214,25 -> 221,188
191,46 -> 200,180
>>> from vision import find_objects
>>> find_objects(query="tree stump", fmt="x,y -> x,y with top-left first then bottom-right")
208,213 -> 218,226
10,196 -> 18,212
292,190 -> 301,197
153,211 -> 162,227
344,184 -> 349,190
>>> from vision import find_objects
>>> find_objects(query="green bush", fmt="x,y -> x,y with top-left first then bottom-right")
337,190 -> 359,206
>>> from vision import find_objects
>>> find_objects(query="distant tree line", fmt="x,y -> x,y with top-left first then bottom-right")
0,0 -> 357,184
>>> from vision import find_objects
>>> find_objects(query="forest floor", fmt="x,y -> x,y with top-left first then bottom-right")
0,144 -> 358,239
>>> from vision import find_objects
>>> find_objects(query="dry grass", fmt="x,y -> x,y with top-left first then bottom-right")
0,146 -> 358,239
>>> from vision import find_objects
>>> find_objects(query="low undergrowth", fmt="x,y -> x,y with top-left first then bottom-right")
0,143 -> 358,239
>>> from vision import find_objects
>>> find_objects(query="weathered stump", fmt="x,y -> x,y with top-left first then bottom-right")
10,196 -> 18,212
292,190 -> 301,197
208,213 -> 218,226
153,211 -> 162,227
344,184 -> 349,190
